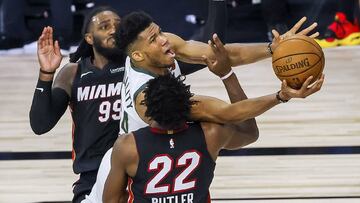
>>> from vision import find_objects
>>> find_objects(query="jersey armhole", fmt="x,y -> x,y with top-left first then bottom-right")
53,63 -> 79,98
199,122 -> 218,164
130,131 -> 143,179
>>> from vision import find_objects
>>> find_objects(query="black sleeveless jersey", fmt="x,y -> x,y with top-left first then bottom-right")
69,57 -> 124,174
129,122 -> 215,203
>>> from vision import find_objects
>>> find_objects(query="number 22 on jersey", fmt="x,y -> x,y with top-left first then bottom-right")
145,150 -> 201,194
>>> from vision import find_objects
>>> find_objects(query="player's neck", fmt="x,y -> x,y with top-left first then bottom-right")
150,121 -> 188,135
143,65 -> 168,76
92,52 -> 109,69
134,61 -> 169,76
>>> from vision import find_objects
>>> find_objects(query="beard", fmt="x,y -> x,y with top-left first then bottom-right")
93,37 -> 126,64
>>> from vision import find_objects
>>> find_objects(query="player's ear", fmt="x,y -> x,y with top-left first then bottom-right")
131,51 -> 144,62
84,33 -> 94,45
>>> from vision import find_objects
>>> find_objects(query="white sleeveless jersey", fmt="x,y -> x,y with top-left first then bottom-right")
82,57 -> 182,203
119,56 -> 182,134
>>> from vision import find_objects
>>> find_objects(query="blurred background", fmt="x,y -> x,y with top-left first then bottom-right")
1,1 -> 360,202
0,0 -> 359,53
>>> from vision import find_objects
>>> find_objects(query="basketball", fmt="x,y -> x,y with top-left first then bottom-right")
272,35 -> 325,89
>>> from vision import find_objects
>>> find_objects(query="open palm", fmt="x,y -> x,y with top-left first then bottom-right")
37,26 -> 63,72
272,17 -> 320,51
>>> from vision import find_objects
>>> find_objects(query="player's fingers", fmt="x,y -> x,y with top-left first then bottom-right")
212,33 -> 226,52
208,40 -> 219,55
305,76 -> 323,97
281,79 -> 287,90
298,22 -> 318,35
290,16 -> 307,34
301,76 -> 314,90
41,28 -> 49,49
272,29 -> 280,41
38,27 -> 46,47
313,74 -> 325,90
309,32 -> 320,38
44,27 -> 50,46
44,26 -> 50,46
54,40 -> 62,56
48,27 -> 54,47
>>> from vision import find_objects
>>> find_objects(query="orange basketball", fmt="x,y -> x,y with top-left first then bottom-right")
272,35 -> 325,89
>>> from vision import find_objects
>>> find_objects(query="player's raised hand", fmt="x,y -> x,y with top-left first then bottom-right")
271,17 -> 320,51
279,74 -> 325,101
202,33 -> 232,77
37,26 -> 63,73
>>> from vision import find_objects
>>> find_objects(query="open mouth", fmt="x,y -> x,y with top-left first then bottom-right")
165,48 -> 176,58
107,37 -> 115,45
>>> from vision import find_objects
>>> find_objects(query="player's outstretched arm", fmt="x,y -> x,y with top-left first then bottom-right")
167,17 -> 318,67
191,74 -> 324,124
135,74 -> 324,129
226,17 -> 319,65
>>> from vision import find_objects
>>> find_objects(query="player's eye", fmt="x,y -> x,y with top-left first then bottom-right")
100,25 -> 108,30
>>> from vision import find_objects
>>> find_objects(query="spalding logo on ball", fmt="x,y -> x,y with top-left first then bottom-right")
272,35 -> 325,89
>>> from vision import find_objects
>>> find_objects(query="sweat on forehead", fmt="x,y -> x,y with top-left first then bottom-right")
84,10 -> 119,33
91,11 -> 117,23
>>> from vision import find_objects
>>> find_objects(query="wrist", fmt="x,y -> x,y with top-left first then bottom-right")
220,69 -> 234,80
39,68 -> 55,81
40,68 -> 56,75
276,90 -> 290,103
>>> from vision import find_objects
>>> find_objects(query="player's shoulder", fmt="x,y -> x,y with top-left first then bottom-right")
200,122 -> 224,135
56,62 -> 78,79
113,133 -> 137,160
53,62 -> 79,94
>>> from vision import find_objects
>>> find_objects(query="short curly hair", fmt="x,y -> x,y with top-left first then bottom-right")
115,11 -> 153,53
143,74 -> 194,128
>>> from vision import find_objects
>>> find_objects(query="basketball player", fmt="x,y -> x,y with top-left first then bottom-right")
29,4 -> 231,202
104,74 -> 241,202
30,7 -> 124,203
82,11 -> 324,203
116,11 -> 323,135
102,54 -> 323,203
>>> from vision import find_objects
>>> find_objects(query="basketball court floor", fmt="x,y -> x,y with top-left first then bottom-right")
0,45 -> 359,203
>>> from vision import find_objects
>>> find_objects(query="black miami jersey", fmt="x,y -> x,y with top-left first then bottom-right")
69,57 -> 124,174
129,122 -> 216,203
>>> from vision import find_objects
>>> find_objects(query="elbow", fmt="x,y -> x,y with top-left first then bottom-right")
247,119 -> 259,144
29,113 -> 51,135
30,123 -> 49,135
32,129 -> 47,136
249,127 -> 259,144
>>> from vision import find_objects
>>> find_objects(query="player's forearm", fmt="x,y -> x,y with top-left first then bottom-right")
221,72 -> 247,102
222,93 -> 280,123
221,73 -> 259,139
225,43 -> 271,66
29,80 -> 69,134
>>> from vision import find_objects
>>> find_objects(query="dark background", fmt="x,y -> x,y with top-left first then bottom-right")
4,0 -> 341,46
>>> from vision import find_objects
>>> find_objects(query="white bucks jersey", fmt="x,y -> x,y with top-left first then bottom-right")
119,57 -> 182,134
